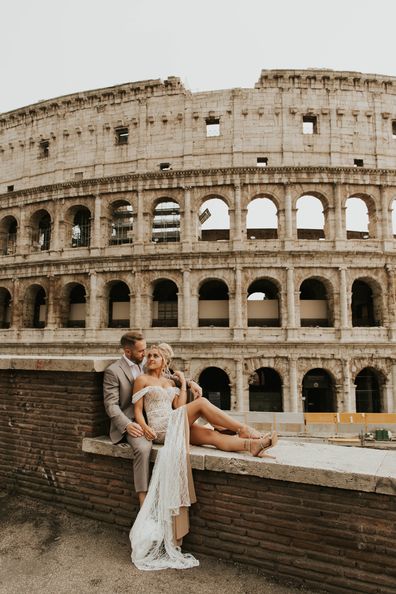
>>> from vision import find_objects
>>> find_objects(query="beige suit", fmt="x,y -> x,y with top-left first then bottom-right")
103,357 -> 152,492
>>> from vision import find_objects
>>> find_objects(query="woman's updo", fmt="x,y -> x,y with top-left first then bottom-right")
149,342 -> 174,372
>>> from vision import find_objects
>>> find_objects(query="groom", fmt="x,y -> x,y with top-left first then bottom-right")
103,331 -> 201,506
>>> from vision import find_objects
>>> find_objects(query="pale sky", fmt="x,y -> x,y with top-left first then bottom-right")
1,0 -> 396,113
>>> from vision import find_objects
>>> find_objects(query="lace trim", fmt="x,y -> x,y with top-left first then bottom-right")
132,385 -> 180,404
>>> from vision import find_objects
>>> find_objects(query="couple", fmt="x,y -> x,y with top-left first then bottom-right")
103,331 -> 278,571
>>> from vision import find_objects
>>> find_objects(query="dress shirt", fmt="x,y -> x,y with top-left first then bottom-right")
123,354 -> 144,381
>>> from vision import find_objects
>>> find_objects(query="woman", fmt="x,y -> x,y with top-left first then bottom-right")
129,343 -> 277,570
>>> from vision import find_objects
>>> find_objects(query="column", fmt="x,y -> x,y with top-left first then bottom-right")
235,358 -> 245,411
339,266 -> 349,329
88,271 -> 99,329
10,278 -> 20,328
384,380 -> 393,413
289,357 -> 299,412
284,185 -> 293,240
182,269 -> 191,328
386,265 -> 396,340
343,360 -> 355,412
133,272 -> 142,328
92,195 -> 102,249
234,266 -> 243,328
51,201 -> 61,252
135,188 -> 144,245
46,276 -> 57,329
391,364 -> 396,412
286,267 -> 295,328
233,184 -> 242,245
17,206 -> 31,255
182,187 -> 192,247
380,186 -> 392,241
334,183 -> 345,240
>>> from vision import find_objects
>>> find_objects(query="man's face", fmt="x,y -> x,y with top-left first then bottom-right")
124,339 -> 146,364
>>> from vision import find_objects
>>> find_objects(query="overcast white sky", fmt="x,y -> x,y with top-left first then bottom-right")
2,0 -> 396,113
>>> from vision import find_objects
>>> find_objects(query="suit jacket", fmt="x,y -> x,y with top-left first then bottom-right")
103,357 -> 139,444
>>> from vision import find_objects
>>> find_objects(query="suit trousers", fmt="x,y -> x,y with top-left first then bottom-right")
126,433 -> 152,493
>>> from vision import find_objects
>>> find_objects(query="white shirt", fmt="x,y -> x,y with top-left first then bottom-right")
123,354 -> 144,381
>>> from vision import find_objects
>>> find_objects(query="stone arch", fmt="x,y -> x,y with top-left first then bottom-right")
248,367 -> 283,412
30,208 -> 52,251
198,279 -> 229,327
346,193 -> 376,239
247,277 -> 281,327
198,196 -> 230,241
302,368 -> 337,412
299,276 -> 334,327
0,215 -> 18,256
0,287 -> 12,328
23,284 -> 47,328
351,277 -> 382,327
60,282 -> 87,327
296,192 -> 328,240
109,199 -> 134,245
65,205 -> 92,248
246,195 -> 278,240
105,280 -> 131,328
354,367 -> 386,413
152,198 -> 180,243
198,367 -> 231,410
152,278 -> 179,327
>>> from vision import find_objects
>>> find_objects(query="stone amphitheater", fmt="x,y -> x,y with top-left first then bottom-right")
1,68 -> 396,418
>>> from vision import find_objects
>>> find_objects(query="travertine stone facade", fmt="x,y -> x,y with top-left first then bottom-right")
1,69 -> 396,415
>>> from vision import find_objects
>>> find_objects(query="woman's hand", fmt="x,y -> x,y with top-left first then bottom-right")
143,425 -> 157,441
172,370 -> 187,390
189,380 -> 202,399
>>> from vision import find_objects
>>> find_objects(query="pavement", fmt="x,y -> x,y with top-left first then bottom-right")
0,493 -> 317,594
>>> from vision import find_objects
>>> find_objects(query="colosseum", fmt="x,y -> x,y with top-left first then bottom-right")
1,68 -> 396,420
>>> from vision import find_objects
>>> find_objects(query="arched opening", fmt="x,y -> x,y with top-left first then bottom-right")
249,368 -> 283,411
198,367 -> 231,410
152,200 -> 180,243
351,280 -> 380,327
199,198 -> 230,241
302,369 -> 336,412
300,278 -> 331,327
346,197 -> 371,239
0,288 -> 11,328
199,280 -> 229,327
66,284 -> 86,328
110,201 -> 133,245
296,195 -> 325,240
71,207 -> 91,248
152,280 -> 178,327
108,282 -> 130,328
24,285 -> 47,328
0,216 -> 17,256
246,198 -> 278,239
355,368 -> 384,413
32,210 -> 51,251
247,279 -> 280,327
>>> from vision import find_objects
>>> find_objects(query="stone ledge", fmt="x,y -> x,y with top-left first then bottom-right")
82,435 -> 396,497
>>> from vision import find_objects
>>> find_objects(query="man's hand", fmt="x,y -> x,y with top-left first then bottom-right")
125,422 -> 144,438
189,380 -> 202,400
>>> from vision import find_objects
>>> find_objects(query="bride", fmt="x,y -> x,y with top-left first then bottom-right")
129,343 -> 277,571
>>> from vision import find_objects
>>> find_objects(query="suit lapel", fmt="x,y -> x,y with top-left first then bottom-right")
119,357 -> 133,385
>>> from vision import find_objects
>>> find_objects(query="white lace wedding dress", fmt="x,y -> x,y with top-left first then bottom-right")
129,386 -> 199,571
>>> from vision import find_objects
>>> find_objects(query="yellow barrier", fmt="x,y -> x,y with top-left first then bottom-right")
304,412 -> 396,434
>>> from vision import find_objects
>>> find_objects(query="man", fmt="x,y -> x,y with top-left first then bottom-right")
103,331 -> 201,506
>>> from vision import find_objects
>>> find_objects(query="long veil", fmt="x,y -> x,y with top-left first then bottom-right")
129,406 -> 199,570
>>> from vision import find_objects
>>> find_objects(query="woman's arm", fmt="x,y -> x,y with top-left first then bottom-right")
172,371 -> 187,408
132,376 -> 156,440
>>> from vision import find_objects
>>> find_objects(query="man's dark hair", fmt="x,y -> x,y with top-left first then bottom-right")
120,331 -> 144,349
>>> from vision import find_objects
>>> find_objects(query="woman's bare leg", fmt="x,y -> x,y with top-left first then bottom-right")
185,398 -> 244,433
189,424 -> 272,454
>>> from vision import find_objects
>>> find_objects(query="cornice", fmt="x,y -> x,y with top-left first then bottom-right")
1,166 -> 396,201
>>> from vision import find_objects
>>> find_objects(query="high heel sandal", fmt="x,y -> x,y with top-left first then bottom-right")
248,431 -> 278,458
237,423 -> 264,439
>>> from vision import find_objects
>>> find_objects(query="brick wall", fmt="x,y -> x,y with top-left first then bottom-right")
1,368 -> 395,594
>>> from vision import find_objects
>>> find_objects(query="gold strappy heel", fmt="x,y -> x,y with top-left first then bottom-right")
248,431 -> 278,458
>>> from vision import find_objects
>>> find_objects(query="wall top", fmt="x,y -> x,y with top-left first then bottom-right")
255,68 -> 396,91
83,436 -> 396,497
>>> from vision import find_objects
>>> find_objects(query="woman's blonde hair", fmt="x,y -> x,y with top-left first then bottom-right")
148,343 -> 174,374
